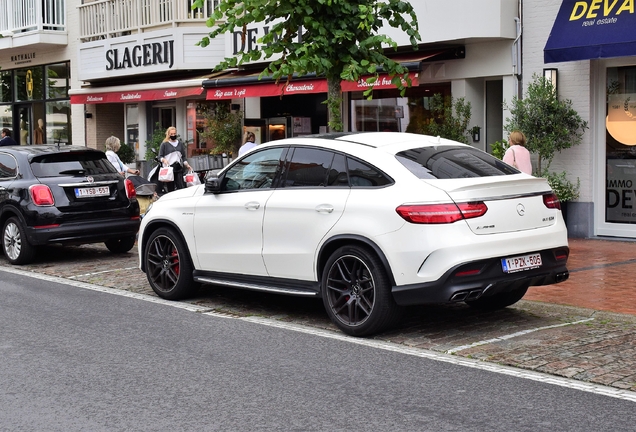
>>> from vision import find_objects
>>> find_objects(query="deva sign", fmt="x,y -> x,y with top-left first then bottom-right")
570,0 -> 634,20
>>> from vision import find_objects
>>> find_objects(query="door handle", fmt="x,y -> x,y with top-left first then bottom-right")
315,204 -> 334,214
245,201 -> 260,210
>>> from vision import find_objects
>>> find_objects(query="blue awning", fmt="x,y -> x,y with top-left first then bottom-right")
544,0 -> 636,63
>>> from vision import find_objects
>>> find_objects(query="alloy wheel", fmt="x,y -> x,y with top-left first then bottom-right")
4,221 -> 22,262
325,254 -> 376,327
146,234 -> 181,294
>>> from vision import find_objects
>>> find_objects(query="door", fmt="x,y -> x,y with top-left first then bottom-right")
262,147 -> 350,280
192,147 -> 286,275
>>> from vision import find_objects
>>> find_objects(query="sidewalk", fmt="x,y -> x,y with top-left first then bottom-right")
525,237 -> 636,315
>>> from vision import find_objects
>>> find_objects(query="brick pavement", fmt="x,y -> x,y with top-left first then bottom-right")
4,238 -> 636,392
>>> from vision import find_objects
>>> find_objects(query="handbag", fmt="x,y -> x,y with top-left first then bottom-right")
158,166 -> 174,182
184,172 -> 201,187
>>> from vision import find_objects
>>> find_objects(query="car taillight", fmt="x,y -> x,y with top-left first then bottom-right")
30,184 -> 55,206
396,202 -> 487,224
543,193 -> 561,210
125,178 -> 137,199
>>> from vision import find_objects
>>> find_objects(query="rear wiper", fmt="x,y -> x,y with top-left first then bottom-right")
58,169 -> 87,175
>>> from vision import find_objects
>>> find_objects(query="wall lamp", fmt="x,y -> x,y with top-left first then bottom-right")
543,68 -> 558,95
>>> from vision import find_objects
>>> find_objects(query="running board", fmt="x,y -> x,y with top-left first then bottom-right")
194,276 -> 319,297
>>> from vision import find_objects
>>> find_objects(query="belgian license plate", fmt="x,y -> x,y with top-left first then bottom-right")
74,186 -> 110,198
501,253 -> 542,273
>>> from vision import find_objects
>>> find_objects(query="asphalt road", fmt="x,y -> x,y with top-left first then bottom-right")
2,270 -> 636,431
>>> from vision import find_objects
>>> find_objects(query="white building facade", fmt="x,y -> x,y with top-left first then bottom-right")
526,0 -> 636,239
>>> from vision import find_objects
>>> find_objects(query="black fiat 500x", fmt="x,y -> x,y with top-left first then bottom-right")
0,145 -> 140,264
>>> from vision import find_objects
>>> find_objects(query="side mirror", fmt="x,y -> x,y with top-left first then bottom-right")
204,176 -> 222,194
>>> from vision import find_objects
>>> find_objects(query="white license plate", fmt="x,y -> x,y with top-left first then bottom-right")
74,186 -> 110,198
501,253 -> 542,273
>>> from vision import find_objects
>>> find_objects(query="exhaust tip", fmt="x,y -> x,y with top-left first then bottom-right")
555,271 -> 569,283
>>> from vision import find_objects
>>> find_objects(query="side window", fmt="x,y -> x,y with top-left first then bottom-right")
0,154 -> 17,180
222,148 -> 286,191
347,157 -> 392,187
327,153 -> 349,187
283,147 -> 335,187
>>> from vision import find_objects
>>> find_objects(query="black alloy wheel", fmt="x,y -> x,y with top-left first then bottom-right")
144,227 -> 196,300
321,245 -> 400,336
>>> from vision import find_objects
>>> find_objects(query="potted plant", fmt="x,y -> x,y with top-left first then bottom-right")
198,103 -> 243,168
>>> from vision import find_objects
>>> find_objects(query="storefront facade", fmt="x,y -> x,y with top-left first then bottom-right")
528,0 -> 636,238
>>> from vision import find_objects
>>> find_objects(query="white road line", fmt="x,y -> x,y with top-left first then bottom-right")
445,318 -> 595,354
68,267 -> 139,279
2,265 -> 635,403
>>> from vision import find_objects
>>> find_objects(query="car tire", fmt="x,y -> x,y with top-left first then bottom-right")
105,236 -> 136,254
321,245 -> 401,336
3,216 -> 37,265
465,286 -> 529,310
144,227 -> 197,300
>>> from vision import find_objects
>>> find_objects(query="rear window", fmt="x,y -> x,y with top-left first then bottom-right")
395,146 -> 518,179
30,152 -> 117,177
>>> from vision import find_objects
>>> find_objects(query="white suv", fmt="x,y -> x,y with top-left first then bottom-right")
138,132 -> 569,336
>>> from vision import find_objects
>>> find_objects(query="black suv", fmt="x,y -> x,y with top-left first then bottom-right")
0,145 -> 140,264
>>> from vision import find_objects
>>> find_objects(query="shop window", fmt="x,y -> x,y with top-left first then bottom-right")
126,104 -> 139,151
14,67 -> 44,102
46,63 -> 70,100
350,84 -> 451,134
46,100 -> 71,144
605,66 -> 636,224
0,71 -> 12,103
0,105 -> 12,129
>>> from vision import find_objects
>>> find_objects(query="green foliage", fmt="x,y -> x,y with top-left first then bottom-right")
198,104 -> 243,155
542,170 -> 580,202
117,143 -> 136,164
407,94 -> 472,143
491,140 -> 508,160
193,0 -> 421,131
145,123 -> 166,162
504,73 -> 588,173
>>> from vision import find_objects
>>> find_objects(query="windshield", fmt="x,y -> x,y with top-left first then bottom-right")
30,152 -> 117,177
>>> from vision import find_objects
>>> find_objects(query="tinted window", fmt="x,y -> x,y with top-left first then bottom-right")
327,153 -> 349,187
395,146 -> 518,179
0,154 -> 17,179
30,152 -> 117,177
222,148 -> 286,191
347,157 -> 392,187
283,147 -> 334,187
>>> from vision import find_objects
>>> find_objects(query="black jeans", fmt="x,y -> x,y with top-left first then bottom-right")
165,163 -> 185,192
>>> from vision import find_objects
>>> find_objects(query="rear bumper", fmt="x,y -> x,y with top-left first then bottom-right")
391,246 -> 569,306
26,218 -> 140,245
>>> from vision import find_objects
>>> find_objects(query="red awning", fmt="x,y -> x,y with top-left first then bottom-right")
70,86 -> 204,104
206,72 -> 419,100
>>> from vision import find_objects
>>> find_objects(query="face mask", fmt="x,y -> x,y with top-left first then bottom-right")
170,135 -> 177,140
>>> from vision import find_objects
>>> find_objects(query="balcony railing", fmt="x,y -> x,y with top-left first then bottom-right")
0,0 -> 66,35
78,0 -> 219,42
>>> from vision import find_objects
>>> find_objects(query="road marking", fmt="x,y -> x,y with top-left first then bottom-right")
2,265 -> 635,403
68,267 -> 139,279
445,318 -> 595,354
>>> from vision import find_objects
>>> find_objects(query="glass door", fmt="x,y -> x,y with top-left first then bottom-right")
15,104 -> 32,145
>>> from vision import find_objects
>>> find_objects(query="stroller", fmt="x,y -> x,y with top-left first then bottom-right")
127,175 -> 157,216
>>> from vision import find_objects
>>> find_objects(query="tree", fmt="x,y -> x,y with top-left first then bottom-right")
198,103 -> 243,155
193,0 -> 421,131
504,74 -> 588,173
406,93 -> 472,143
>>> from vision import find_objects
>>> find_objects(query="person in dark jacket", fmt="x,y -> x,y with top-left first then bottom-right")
0,128 -> 18,146
158,126 -> 191,192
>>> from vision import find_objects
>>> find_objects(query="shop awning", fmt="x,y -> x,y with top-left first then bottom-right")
544,0 -> 636,63
206,72 -> 420,100
70,86 -> 204,104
